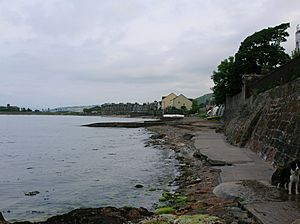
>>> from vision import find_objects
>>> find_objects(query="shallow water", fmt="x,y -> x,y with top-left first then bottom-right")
0,115 -> 178,222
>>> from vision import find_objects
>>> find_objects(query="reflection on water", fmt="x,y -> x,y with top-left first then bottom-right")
0,115 -> 178,222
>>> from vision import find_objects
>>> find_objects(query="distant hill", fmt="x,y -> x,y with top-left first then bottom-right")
194,93 -> 213,105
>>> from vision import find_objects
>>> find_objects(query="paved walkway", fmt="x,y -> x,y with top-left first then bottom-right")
194,129 -> 300,224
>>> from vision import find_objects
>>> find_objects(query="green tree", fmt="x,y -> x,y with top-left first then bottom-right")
165,106 -> 188,115
292,48 -> 300,59
211,23 -> 291,104
190,100 -> 200,114
235,23 -> 290,75
211,56 -> 240,104
83,108 -> 91,113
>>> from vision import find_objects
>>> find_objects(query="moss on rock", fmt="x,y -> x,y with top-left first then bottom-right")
158,191 -> 187,207
176,214 -> 224,224
154,206 -> 175,215
142,214 -> 224,224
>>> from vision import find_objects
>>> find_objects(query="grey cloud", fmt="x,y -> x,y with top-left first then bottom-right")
0,0 -> 299,108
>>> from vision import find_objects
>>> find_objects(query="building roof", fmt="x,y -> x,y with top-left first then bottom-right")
162,92 -> 177,100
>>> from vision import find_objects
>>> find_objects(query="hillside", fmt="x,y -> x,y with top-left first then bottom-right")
50,105 -> 96,113
194,93 -> 213,105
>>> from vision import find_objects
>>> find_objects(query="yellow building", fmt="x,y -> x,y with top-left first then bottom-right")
161,93 -> 193,110
172,94 -> 192,110
161,93 -> 177,110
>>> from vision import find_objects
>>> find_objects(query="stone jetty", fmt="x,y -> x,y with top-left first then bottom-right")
82,120 -> 166,128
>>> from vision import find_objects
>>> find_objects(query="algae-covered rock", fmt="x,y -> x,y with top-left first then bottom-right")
162,191 -> 172,199
148,187 -> 157,192
176,214 -> 224,224
13,207 -> 153,224
142,214 -> 224,224
174,195 -> 187,204
0,212 -> 7,224
141,214 -> 176,224
154,206 -> 175,215
159,197 -> 168,202
158,191 -> 187,206
159,191 -> 173,202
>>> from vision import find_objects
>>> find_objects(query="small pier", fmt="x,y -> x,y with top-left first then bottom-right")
82,120 -> 166,128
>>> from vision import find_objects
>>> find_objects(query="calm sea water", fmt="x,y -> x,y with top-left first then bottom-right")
0,115 -> 178,222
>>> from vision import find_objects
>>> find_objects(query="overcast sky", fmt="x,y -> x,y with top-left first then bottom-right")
0,0 -> 299,109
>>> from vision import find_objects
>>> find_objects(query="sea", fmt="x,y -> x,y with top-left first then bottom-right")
0,115 -> 179,222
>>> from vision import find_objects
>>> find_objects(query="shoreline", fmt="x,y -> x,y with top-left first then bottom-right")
145,118 -> 254,223
1,117 -> 258,224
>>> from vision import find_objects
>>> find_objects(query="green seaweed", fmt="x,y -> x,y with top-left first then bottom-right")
159,196 -> 168,202
176,214 -> 223,224
148,187 -> 157,192
158,191 -> 187,207
141,214 -> 175,224
159,191 -> 173,202
174,195 -> 187,204
154,206 -> 175,214
142,214 -> 224,224
162,191 -> 172,199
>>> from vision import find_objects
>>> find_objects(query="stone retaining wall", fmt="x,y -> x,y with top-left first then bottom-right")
225,78 -> 300,166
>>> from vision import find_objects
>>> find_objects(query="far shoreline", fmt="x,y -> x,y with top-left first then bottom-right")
0,112 -> 159,119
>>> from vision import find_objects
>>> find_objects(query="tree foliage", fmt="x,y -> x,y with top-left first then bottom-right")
211,23 -> 291,104
189,100 -> 200,114
165,106 -> 188,115
292,48 -> 300,59
211,56 -> 241,104
235,23 -> 290,75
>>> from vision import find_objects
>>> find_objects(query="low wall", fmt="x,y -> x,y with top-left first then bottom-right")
247,55 -> 300,97
225,77 -> 300,166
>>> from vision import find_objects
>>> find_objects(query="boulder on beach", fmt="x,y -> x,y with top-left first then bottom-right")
0,212 -> 7,224
183,133 -> 195,140
150,134 -> 166,139
43,207 -> 152,224
9,207 -> 153,224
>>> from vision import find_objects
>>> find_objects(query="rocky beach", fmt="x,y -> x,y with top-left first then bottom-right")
144,117 -> 300,224
2,117 -> 297,224
144,118 -> 257,224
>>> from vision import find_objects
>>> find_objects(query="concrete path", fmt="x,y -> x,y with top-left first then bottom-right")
194,129 -> 300,224
195,131 -> 253,164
